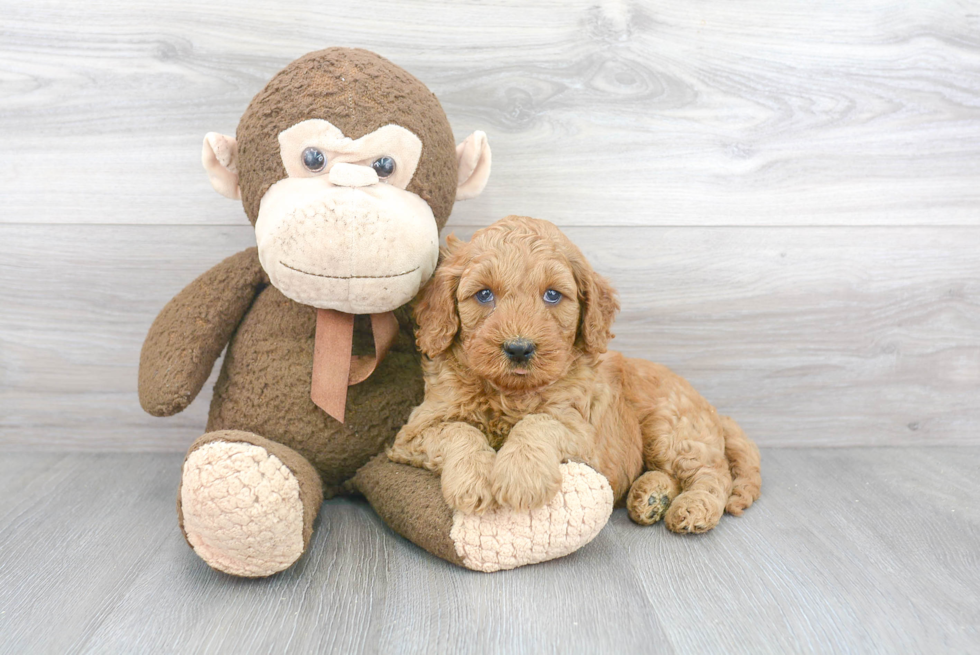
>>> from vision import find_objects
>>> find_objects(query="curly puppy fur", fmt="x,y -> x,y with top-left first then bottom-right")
388,216 -> 761,533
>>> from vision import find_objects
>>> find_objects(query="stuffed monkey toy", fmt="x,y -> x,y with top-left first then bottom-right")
139,48 -> 614,576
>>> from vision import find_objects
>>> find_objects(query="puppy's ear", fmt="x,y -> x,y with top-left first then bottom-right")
573,254 -> 620,355
415,235 -> 466,357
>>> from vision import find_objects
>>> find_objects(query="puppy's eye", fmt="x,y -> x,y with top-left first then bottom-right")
475,289 -> 494,304
372,156 -> 395,178
302,147 -> 326,172
543,289 -> 562,304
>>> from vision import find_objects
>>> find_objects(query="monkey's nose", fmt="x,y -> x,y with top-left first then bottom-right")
329,162 -> 379,188
502,339 -> 536,364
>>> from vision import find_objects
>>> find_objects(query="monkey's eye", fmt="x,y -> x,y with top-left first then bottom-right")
372,156 -> 395,178
475,289 -> 494,305
302,147 -> 326,172
543,289 -> 562,304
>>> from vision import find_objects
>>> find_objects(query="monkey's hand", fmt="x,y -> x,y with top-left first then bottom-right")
138,247 -> 266,417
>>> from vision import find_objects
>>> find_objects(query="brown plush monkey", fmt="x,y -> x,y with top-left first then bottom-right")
139,48 -> 614,576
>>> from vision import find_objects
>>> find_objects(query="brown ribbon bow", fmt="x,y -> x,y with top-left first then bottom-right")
310,308 -> 400,423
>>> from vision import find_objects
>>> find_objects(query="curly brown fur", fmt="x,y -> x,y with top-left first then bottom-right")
388,216 -> 761,532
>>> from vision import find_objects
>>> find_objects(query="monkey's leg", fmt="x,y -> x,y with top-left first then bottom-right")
178,430 -> 323,577
352,456 -> 613,573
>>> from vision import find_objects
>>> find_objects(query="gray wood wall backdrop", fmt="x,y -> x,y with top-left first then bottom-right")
1,0 -> 978,451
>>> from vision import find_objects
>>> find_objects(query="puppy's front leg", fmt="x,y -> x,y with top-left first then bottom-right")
492,414 -> 569,511
439,422 -> 498,514
390,413 -> 497,514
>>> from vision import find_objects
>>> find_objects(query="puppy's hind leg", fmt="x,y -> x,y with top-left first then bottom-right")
721,416 -> 761,515
627,358 -> 734,533
663,441 -> 732,534
627,470 -> 680,525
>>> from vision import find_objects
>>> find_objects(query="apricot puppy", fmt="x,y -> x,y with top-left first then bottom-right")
388,216 -> 761,533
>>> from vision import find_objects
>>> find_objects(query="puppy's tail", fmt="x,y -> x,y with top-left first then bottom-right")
721,416 -> 761,515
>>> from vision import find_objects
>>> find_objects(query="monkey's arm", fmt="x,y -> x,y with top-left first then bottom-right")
138,247 -> 267,417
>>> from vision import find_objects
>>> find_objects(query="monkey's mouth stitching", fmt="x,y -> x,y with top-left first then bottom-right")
280,261 -> 420,280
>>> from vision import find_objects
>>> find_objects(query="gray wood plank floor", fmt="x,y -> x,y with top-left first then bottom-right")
1,448 -> 978,654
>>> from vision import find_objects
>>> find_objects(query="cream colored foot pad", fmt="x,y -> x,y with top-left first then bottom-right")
450,462 -> 614,573
180,441 -> 305,577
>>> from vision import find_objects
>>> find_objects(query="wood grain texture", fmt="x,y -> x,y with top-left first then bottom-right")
0,449 -> 977,653
2,224 -> 978,450
1,2 -> 979,449
2,4 -> 979,653
1,0 -> 979,227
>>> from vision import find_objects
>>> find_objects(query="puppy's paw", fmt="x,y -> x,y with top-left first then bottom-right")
664,490 -> 724,534
627,471 -> 680,526
491,447 -> 562,512
443,479 -> 496,515
725,486 -> 756,516
441,450 -> 497,515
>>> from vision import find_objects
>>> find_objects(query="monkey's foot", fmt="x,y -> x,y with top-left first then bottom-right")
178,432 -> 322,577
450,462 -> 613,572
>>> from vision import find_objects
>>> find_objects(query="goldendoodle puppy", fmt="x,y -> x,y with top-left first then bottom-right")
388,216 -> 761,533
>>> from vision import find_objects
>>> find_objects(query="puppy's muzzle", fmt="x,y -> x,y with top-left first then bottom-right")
502,338 -> 536,364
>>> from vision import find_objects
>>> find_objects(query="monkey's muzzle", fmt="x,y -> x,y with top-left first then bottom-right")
254,177 -> 439,313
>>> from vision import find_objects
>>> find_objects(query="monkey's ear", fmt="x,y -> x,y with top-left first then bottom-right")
202,132 -> 242,200
455,131 -> 492,201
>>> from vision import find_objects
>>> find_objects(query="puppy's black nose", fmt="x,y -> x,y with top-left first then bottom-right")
503,339 -> 536,363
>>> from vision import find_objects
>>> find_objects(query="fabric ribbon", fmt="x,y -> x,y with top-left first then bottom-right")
310,308 -> 399,423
